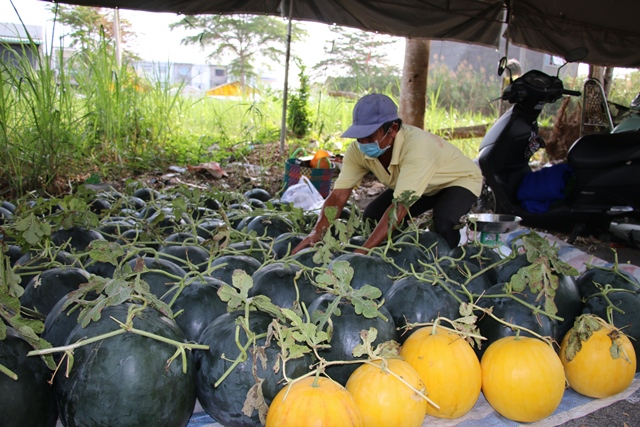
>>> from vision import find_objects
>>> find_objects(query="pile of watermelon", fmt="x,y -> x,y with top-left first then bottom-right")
1,182 -> 639,427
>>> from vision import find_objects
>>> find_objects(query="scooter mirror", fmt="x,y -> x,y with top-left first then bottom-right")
497,57 -> 508,77
556,47 -> 589,77
630,93 -> 640,110
564,47 -> 589,63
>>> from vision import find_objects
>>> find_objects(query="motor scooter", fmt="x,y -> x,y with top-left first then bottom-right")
476,50 -> 640,242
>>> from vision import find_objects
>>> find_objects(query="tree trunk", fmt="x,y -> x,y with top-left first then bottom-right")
399,38 -> 430,129
588,65 -> 615,97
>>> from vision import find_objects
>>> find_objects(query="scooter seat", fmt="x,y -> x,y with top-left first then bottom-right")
568,130 -> 640,169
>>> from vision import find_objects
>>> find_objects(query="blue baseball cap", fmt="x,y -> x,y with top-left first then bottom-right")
341,93 -> 399,139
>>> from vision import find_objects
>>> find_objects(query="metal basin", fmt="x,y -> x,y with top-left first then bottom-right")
467,214 -> 522,234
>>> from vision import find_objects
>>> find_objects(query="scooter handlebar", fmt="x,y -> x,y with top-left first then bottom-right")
563,89 -> 582,97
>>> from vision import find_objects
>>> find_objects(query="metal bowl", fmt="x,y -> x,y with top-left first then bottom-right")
467,214 -> 522,234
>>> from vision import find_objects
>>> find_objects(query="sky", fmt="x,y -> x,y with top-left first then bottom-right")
0,0 -> 406,86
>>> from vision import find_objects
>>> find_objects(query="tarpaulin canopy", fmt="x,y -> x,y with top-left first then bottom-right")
40,0 -> 640,68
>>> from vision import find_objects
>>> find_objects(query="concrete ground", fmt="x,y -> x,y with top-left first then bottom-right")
558,386 -> 640,426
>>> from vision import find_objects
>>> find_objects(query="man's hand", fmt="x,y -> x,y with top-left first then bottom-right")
358,202 -> 408,251
291,231 -> 321,255
290,188 -> 353,255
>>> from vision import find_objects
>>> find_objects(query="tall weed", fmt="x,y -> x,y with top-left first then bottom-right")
0,41 -> 81,195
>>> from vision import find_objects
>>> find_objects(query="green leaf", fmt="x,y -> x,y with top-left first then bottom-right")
79,298 -> 107,328
14,322 -> 41,343
0,293 -> 20,314
544,295 -> 558,317
351,297 -> 380,319
218,283 -> 242,309
353,284 -> 382,300
325,206 -> 338,223
352,328 -> 378,358
88,240 -> 125,265
13,213 -> 51,246
104,287 -> 133,307
131,276 -> 151,295
232,270 -> 253,299
1,254 -> 22,298
286,343 -> 311,359
251,295 -> 283,321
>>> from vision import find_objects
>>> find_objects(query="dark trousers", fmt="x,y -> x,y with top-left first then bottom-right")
363,186 -> 477,247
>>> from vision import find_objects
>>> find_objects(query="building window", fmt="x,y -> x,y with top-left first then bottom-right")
546,54 -> 563,67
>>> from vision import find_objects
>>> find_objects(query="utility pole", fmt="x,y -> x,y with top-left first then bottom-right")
113,8 -> 122,68
279,0 -> 294,153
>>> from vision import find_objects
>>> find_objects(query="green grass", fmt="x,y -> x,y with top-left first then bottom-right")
0,38 -> 496,199
16,35 -> 640,199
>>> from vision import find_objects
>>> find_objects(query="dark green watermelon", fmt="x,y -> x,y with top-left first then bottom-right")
308,293 -> 398,385
98,219 -> 137,242
394,229 -> 451,260
125,257 -> 187,299
0,328 -> 57,427
576,265 -> 640,299
20,267 -> 91,316
195,218 -> 227,240
448,242 -> 502,284
582,289 -> 640,371
224,239 -> 273,263
162,277 -> 229,342
51,226 -> 106,252
248,262 -> 319,309
437,258 -> 493,297
272,232 -> 305,259
208,255 -> 261,285
385,241 -> 436,274
196,311 -> 311,427
245,215 -> 294,240
42,290 -> 99,350
162,232 -> 205,247
243,188 -> 272,202
158,244 -> 211,273
289,247 -> 336,268
328,253 -> 396,296
55,304 -> 196,427
475,282 -> 558,360
383,273 -> 459,343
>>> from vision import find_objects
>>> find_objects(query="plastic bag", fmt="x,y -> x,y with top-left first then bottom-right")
280,175 -> 325,210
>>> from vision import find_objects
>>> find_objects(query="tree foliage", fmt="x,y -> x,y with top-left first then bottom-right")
313,27 -> 401,95
46,4 -> 137,60
287,60 -> 311,138
170,15 -> 307,88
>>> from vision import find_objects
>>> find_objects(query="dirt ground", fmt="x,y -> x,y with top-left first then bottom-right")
135,141 -> 640,269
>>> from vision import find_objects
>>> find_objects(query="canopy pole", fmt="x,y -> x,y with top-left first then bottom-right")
279,0 -> 294,154
498,0 -> 512,116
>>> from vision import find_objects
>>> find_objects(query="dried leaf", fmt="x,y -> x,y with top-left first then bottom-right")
187,162 -> 228,179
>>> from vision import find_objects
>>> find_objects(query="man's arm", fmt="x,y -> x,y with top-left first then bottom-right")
354,202 -> 408,254
291,188 -> 353,254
